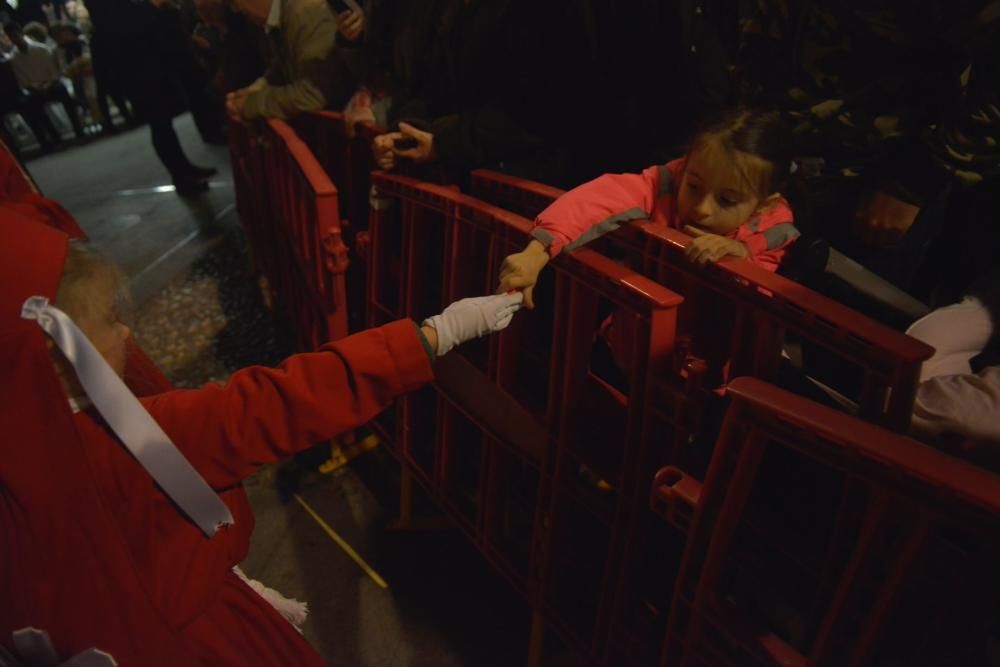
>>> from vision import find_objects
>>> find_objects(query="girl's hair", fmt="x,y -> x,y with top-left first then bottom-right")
55,241 -> 133,328
688,108 -> 796,200
689,107 -> 813,243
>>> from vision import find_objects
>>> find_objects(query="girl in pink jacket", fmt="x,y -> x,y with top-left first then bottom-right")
498,108 -> 801,308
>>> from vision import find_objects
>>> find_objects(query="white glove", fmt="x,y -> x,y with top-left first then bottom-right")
422,292 -> 524,357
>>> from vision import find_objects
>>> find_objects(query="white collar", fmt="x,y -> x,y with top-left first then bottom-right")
266,0 -> 282,31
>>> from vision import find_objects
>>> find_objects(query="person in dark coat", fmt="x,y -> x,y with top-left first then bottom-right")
83,0 -> 220,195
368,0 -> 592,188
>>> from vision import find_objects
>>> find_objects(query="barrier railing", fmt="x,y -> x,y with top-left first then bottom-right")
225,132 -> 989,667
290,112 -> 452,333
470,168 -> 934,436
367,170 -> 684,661
470,167 -> 938,664
229,118 -> 349,349
655,377 -> 1000,667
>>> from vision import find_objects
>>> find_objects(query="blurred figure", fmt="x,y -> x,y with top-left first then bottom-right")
0,48 -> 24,155
2,20 -> 84,149
14,0 -> 49,26
908,272 -> 1000,468
86,23 -> 133,134
367,0 -> 591,187
149,0 -> 226,144
0,1 -> 14,24
22,20 -> 50,44
49,22 -> 97,128
192,0 -> 266,94
734,1 -> 1000,302
83,0 -> 218,195
225,0 -> 356,120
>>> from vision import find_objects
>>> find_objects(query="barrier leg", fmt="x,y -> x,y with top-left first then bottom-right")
528,608 -> 544,667
387,467 -> 451,531
400,466 -> 413,525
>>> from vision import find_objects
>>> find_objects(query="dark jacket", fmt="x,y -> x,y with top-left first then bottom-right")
371,0 -> 591,186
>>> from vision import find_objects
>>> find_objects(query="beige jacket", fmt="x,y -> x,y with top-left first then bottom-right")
243,0 -> 351,120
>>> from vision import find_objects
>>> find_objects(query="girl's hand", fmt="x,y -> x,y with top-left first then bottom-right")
683,226 -> 749,265
497,240 -> 550,309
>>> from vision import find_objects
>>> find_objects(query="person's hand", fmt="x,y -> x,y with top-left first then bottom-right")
372,123 -> 435,170
337,9 -> 365,41
853,190 -> 920,246
344,88 -> 376,138
225,89 -> 248,122
345,104 -> 375,139
422,292 -> 524,357
497,240 -> 550,309
683,226 -> 749,265
372,132 -> 398,170
392,122 -> 435,163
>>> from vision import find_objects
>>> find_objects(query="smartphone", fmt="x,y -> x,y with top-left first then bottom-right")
393,137 -> 418,150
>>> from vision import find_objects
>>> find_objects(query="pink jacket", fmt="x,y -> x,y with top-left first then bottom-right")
530,158 -> 799,272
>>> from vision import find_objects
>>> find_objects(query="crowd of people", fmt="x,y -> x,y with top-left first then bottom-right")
4,0 -> 998,306
2,0 -> 225,192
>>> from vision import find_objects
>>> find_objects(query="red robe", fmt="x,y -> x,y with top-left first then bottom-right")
1,319 -> 434,665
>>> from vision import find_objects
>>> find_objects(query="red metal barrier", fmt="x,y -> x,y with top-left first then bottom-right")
228,118 -> 349,349
471,167 -> 939,665
470,168 -> 934,436
367,171 -> 684,661
656,377 -> 1000,667
288,112 -> 452,333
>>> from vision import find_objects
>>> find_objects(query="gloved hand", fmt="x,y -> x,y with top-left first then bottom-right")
422,292 -> 524,357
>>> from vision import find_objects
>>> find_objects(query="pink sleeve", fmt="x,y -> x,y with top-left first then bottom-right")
739,201 -> 799,272
531,165 -> 665,256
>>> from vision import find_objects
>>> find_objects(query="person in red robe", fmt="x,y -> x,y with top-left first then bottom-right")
0,204 -> 521,665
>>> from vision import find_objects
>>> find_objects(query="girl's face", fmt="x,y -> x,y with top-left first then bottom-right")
677,145 -> 769,234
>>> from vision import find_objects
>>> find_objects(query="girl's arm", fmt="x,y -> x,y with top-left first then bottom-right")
734,201 -> 800,272
532,164 -> 665,256
498,164 -> 668,306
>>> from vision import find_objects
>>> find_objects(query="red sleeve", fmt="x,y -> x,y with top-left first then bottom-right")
142,319 -> 434,488
736,199 -> 799,272
531,164 -> 666,256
